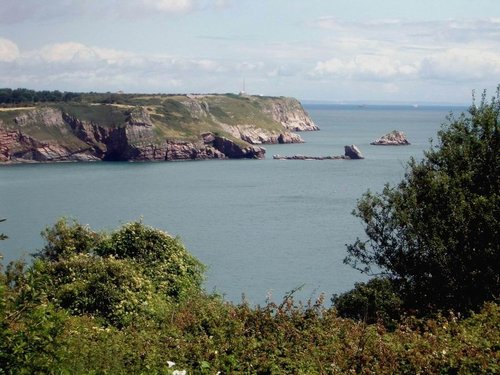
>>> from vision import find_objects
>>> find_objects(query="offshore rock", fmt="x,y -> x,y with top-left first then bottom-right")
273,144 -> 365,161
371,130 -> 410,145
344,145 -> 364,159
273,154 -> 346,160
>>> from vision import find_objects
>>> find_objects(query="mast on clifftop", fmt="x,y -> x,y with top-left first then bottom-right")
239,78 -> 247,96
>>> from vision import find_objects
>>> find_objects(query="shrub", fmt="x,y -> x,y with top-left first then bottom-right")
332,277 -> 403,326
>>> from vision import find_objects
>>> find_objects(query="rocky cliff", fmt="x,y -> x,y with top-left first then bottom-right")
0,94 -> 317,163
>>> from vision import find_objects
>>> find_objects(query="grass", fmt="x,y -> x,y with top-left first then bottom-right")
54,103 -> 128,127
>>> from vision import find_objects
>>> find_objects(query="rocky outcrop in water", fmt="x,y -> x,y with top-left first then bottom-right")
273,144 -> 364,161
371,130 -> 410,145
344,144 -> 364,159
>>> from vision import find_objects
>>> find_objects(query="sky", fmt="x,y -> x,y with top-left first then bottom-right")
0,0 -> 499,104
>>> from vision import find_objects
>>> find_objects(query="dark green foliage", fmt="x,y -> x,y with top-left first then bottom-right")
345,88 -> 500,315
0,88 -> 82,105
332,277 -> 403,326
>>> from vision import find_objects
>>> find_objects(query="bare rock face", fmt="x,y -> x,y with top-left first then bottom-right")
269,100 -> 319,131
371,130 -> 410,145
344,144 -> 364,159
213,136 -> 265,159
126,107 -> 154,127
221,124 -> 304,145
14,107 -> 66,128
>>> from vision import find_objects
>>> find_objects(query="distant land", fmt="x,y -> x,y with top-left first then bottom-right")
0,90 -> 318,163
300,99 -> 469,107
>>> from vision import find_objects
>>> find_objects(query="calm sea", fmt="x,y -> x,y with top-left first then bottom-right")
0,104 -> 466,304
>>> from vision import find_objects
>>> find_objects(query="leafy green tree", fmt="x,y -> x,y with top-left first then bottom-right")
33,219 -> 205,326
345,89 -> 499,314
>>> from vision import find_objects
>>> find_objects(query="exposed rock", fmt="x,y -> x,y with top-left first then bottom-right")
220,124 -> 304,145
273,154 -> 345,160
371,130 -> 410,145
344,145 -> 364,159
213,136 -> 265,159
14,107 -> 66,128
180,98 -> 209,119
126,107 -> 154,127
269,100 -> 319,131
273,144 -> 364,161
277,132 -> 303,144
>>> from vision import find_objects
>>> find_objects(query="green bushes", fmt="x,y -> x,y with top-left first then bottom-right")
332,277 -> 403,326
32,219 -> 204,327
0,218 -> 498,373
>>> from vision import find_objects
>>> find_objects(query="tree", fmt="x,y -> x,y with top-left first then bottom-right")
31,219 -> 205,326
345,88 -> 499,315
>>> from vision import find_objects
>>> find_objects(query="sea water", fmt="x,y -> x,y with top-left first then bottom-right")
0,104 -> 466,304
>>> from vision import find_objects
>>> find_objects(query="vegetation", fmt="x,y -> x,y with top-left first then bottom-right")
1,215 -> 499,374
342,88 -> 499,317
0,88 -> 81,105
0,219 -> 498,373
0,90 -> 498,373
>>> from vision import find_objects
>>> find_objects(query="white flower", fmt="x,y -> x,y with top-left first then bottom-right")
167,361 -> 176,368
172,371 -> 187,375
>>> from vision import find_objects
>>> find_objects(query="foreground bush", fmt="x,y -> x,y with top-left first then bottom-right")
1,219 -> 498,374
332,277 -> 403,326
1,286 -> 498,374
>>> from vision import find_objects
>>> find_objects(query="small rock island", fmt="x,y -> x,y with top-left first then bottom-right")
371,130 -> 410,145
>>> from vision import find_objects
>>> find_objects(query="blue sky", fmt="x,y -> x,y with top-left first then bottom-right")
0,0 -> 499,103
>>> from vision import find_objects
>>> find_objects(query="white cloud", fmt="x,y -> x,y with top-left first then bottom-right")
0,41 -> 234,93
308,16 -> 500,87
420,48 -> 500,81
34,42 -> 135,65
0,0 -> 228,22
312,55 -> 418,81
0,38 -> 19,62
140,0 -> 194,12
